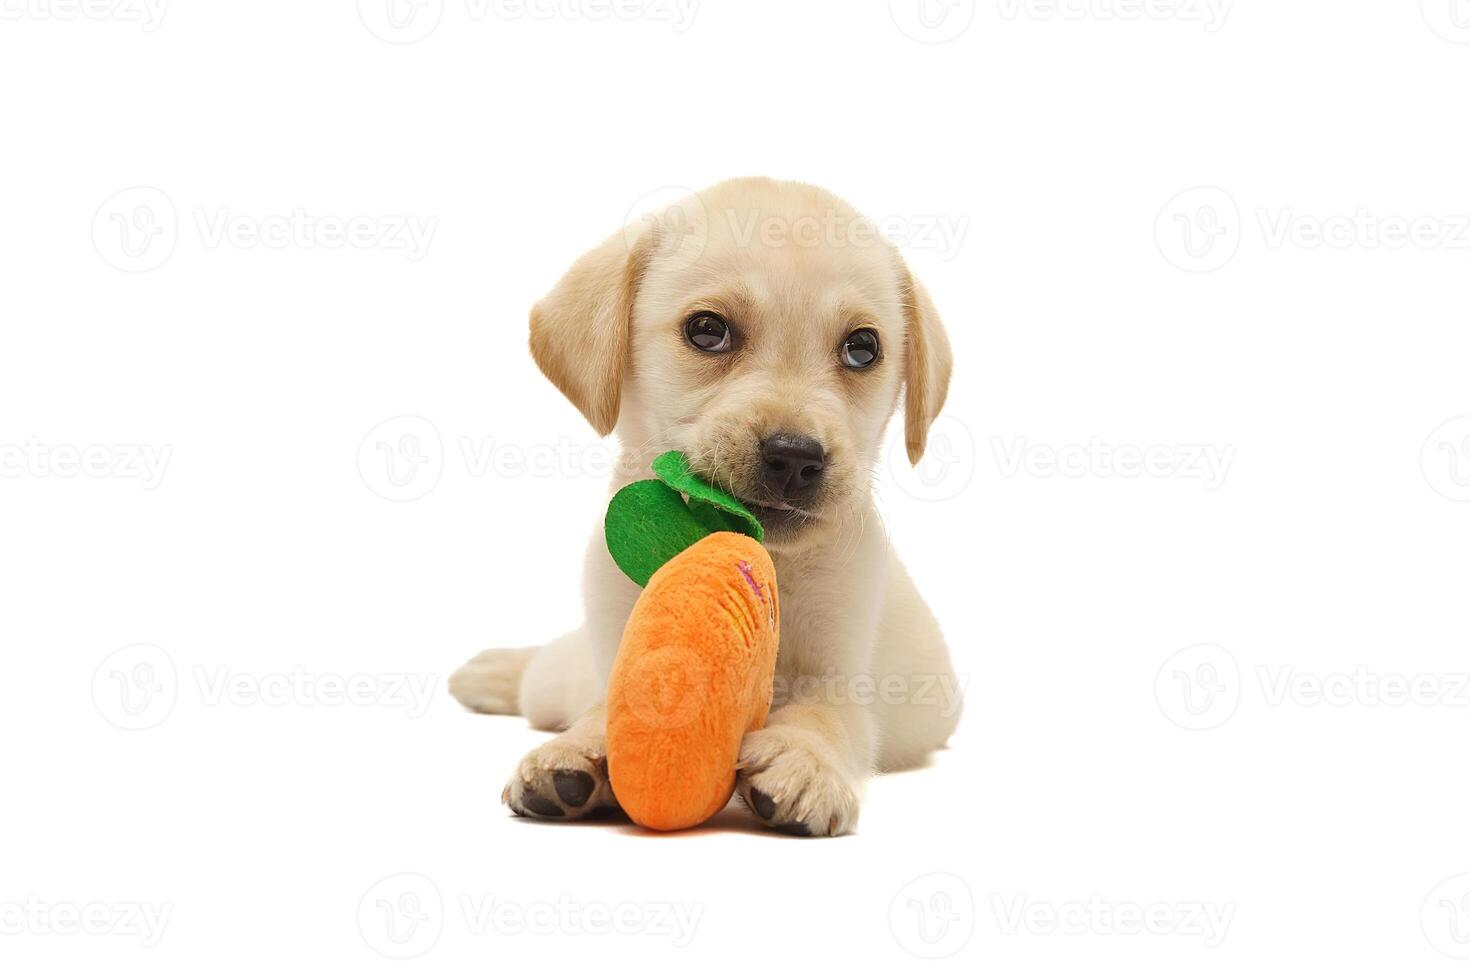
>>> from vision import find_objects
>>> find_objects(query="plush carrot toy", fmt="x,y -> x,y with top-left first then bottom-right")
602,452 -> 779,831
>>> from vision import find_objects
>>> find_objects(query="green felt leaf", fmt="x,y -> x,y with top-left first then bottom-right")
650,451 -> 764,542
604,452 -> 766,587
604,480 -> 711,587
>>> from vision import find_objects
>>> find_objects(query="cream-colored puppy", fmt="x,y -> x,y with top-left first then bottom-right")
451,178 -> 960,836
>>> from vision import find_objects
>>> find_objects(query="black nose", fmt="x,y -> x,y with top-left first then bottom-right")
760,433 -> 826,497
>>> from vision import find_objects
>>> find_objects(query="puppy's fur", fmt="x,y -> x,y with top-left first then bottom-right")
450,178 -> 960,835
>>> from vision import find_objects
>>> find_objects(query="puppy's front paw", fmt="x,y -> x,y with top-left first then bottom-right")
503,733 -> 619,821
736,727 -> 860,837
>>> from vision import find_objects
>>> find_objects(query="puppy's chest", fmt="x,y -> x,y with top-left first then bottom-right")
768,563 -> 868,678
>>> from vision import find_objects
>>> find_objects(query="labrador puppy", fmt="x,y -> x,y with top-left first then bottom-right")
450,178 -> 960,835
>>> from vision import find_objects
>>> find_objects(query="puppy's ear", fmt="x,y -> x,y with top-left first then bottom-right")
898,260 -> 954,465
529,229 -> 648,436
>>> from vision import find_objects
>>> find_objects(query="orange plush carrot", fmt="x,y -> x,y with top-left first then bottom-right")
605,532 -> 778,830
602,453 -> 779,831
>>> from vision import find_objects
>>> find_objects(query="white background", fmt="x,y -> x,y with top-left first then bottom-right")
3,0 -> 1469,976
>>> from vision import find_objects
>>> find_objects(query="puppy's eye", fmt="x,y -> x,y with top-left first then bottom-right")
685,312 -> 732,353
840,328 -> 881,369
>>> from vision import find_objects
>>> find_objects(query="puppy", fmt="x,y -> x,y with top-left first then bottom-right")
450,178 -> 960,836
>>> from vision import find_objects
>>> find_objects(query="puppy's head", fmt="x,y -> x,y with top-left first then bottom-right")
529,178 -> 952,551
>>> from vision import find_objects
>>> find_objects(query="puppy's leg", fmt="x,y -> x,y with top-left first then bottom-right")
737,701 -> 872,837
732,550 -> 959,835
869,561 -> 963,772
448,646 -> 535,716
449,626 -> 600,731
503,705 -> 619,820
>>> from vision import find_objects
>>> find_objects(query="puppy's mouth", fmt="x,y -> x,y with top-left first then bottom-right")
741,498 -> 821,537
682,458 -> 824,539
